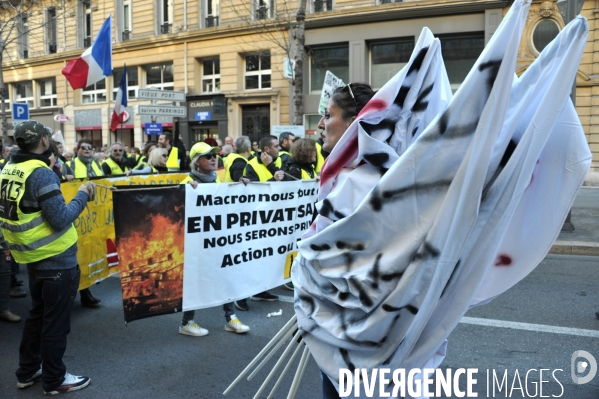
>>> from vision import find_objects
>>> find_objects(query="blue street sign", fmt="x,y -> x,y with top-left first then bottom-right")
145,123 -> 163,135
12,103 -> 29,123
195,111 -> 212,121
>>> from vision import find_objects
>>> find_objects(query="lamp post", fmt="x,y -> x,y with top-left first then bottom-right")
556,0 -> 585,232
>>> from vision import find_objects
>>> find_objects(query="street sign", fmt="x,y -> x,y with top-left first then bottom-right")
195,111 -> 212,121
12,103 -> 29,124
135,104 -> 187,117
137,89 -> 186,102
145,123 -> 163,135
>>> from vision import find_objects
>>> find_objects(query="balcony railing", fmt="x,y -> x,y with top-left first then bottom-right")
83,37 -> 91,47
160,23 -> 172,34
205,15 -> 219,27
122,30 -> 131,41
314,0 -> 332,12
255,6 -> 269,20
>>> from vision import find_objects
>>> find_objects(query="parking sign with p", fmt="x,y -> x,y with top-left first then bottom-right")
12,103 -> 29,126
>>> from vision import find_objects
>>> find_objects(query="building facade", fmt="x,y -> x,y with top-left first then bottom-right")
0,0 -> 597,169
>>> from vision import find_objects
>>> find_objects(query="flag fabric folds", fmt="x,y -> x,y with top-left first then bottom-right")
62,15 -> 113,90
291,0 -> 591,396
111,66 -> 128,131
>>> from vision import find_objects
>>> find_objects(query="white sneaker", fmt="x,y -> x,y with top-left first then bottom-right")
44,372 -> 90,395
179,321 -> 209,336
225,315 -> 250,333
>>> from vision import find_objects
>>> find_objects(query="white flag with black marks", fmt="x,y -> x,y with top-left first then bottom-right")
291,0 -> 589,397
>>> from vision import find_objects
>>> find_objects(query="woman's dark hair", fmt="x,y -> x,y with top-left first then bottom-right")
290,139 -> 317,165
142,141 -> 157,157
331,83 -> 375,121
49,140 -> 61,157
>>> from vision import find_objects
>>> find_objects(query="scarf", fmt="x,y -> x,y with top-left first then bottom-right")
190,168 -> 217,183
77,154 -> 98,177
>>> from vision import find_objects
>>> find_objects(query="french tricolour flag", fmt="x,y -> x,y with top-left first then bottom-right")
62,15 -> 112,90
111,65 -> 128,131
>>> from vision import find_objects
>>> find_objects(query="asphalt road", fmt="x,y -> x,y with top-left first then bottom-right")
0,254 -> 597,398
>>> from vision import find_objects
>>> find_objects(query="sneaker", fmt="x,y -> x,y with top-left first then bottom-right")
17,368 -> 42,389
0,310 -> 21,323
179,321 -> 209,337
250,291 -> 279,302
44,373 -> 90,395
10,286 -> 26,298
225,315 -> 250,334
234,299 -> 249,311
283,282 -> 294,291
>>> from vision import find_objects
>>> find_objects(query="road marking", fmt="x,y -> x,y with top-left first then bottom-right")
458,317 -> 599,338
280,295 -> 599,338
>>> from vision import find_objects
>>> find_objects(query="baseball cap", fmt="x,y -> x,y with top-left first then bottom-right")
190,142 -> 220,160
14,120 -> 52,146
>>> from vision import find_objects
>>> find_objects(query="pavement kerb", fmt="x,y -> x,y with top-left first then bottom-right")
549,241 -> 599,256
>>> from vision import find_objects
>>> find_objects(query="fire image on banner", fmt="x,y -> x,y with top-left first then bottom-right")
113,186 -> 186,323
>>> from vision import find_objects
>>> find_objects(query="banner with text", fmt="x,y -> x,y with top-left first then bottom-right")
183,180 -> 319,310
61,173 -> 188,290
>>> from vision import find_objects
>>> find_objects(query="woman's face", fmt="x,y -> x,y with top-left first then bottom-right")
196,153 -> 217,174
310,150 -> 317,164
318,100 -> 354,153
147,145 -> 157,156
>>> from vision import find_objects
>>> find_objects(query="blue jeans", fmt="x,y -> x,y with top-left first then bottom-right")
15,266 -> 80,392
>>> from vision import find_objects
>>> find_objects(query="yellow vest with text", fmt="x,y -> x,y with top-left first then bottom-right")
69,157 -> 104,178
166,147 -> 180,171
104,157 -> 129,175
223,153 -> 247,182
246,156 -> 282,182
0,160 -> 78,263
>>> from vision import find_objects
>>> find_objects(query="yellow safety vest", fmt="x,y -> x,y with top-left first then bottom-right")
300,166 -> 315,180
315,142 -> 325,174
224,153 -> 247,182
68,157 -> 104,178
104,157 -> 129,175
0,160 -> 78,263
246,156 -> 282,182
166,147 -> 180,171
181,174 -> 221,184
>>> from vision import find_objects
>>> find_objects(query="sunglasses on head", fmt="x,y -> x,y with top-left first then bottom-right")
201,153 -> 217,160
346,83 -> 358,109
80,145 -> 93,151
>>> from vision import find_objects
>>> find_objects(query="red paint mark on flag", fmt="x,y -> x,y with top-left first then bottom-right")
359,99 -> 387,116
494,254 -> 512,267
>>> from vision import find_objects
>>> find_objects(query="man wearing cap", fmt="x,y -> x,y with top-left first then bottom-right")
1,120 -> 92,394
177,142 -> 250,337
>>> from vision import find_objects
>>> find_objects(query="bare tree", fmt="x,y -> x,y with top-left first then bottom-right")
0,0 -> 72,146
223,0 -> 307,125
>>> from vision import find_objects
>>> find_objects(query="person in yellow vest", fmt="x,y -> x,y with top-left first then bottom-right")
158,133 -> 184,171
314,140 -> 327,174
178,142 -> 250,336
224,136 -> 253,182
101,142 -> 131,176
2,120 -> 92,394
286,138 -> 317,180
67,138 -> 103,307
244,135 -> 292,183
0,145 -> 12,169
278,132 -> 295,171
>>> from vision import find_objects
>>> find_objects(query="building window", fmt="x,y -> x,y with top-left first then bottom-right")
112,67 -> 139,100
145,63 -> 174,90
82,79 -> 107,104
203,0 -> 220,27
159,0 -> 173,34
310,44 -> 349,94
532,19 -> 559,54
14,82 -> 34,108
438,32 -> 484,90
46,8 -> 57,54
202,59 -> 221,93
370,38 -> 414,90
245,52 -> 271,90
313,0 -> 332,13
38,78 -> 57,108
255,0 -> 273,20
120,0 -> 133,41
17,15 -> 28,59
79,0 -> 92,48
